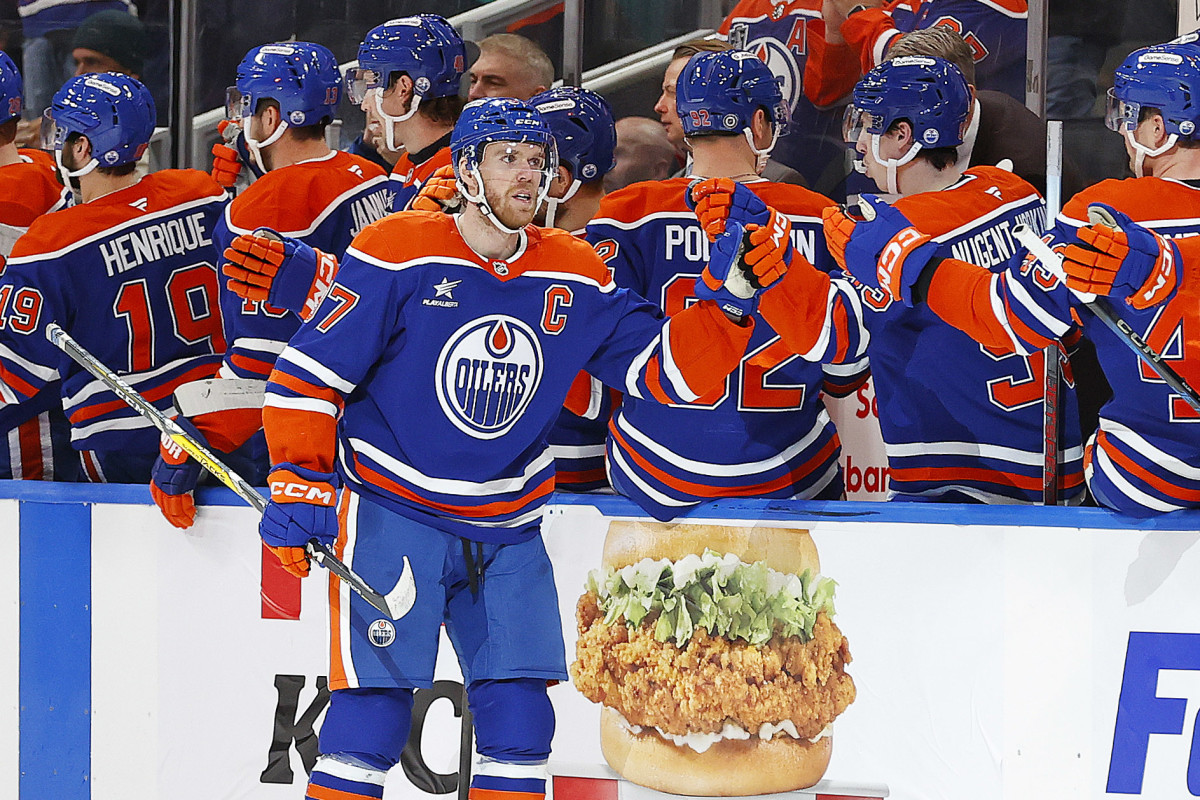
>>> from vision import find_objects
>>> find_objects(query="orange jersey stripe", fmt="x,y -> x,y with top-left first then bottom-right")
890,465 -> 1085,492
1097,431 -> 1200,502
269,369 -> 344,409
0,364 -> 38,399
352,455 -> 556,518
327,490 -> 353,691
609,424 -> 839,497
307,784 -> 378,800
230,352 -> 277,377
17,416 -> 44,480
470,790 -> 544,800
67,362 -> 218,425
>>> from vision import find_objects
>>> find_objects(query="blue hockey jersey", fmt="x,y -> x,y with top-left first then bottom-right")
585,177 -> 869,519
928,176 -> 1200,513
212,150 -> 390,382
263,211 -> 754,543
765,165 -> 1085,503
0,170 -> 228,463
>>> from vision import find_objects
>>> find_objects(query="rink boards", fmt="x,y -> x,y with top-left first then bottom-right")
2,482 -> 1199,800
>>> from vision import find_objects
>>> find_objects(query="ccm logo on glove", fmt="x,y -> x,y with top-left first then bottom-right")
270,481 -> 336,504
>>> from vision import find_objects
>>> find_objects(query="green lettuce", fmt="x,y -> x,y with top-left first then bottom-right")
585,549 -> 838,648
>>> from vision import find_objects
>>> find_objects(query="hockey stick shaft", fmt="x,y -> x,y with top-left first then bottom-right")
44,323 -> 404,618
1041,121 -> 1064,505
1011,228 -> 1200,413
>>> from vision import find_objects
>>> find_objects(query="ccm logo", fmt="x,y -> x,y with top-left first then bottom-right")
270,482 -> 334,504
877,227 -> 924,288
1108,631 -> 1200,794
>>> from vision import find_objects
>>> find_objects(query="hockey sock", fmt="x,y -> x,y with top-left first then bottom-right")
306,687 -> 414,800
467,678 -> 554,800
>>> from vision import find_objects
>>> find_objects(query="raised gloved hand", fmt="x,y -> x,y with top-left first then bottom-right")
822,194 -> 938,305
741,209 -> 793,290
695,221 -> 760,319
411,165 -> 461,213
1062,202 -> 1180,310
149,417 -> 208,529
222,229 -> 339,322
211,119 -> 243,188
686,177 -> 771,241
260,464 -> 341,578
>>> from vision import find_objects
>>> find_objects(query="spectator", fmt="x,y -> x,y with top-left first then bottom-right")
70,8 -> 144,77
654,39 -> 806,186
467,32 -> 554,101
17,0 -> 132,121
603,116 -> 677,192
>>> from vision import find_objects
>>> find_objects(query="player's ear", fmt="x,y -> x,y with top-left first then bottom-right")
73,134 -> 92,162
458,157 -> 480,196
549,165 -> 571,197
892,119 -> 914,148
1149,110 -> 1169,148
750,108 -> 772,149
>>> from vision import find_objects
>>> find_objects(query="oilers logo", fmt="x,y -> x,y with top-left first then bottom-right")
747,37 -> 802,112
368,619 -> 396,647
435,315 -> 543,439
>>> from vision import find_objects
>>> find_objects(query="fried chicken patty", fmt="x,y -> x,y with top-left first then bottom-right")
570,592 -> 855,740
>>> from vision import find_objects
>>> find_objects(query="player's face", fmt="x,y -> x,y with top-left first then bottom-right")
654,58 -> 687,148
467,51 -> 542,101
477,141 -> 548,228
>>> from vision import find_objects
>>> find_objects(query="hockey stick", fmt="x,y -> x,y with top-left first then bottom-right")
1010,227 -> 1200,413
1040,121 -> 1064,506
44,323 -> 417,620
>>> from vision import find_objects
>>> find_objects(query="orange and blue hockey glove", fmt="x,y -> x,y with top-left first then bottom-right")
742,208 -> 793,290
149,416 -> 208,529
827,194 -> 938,306
261,464 -> 341,578
686,177 -> 771,241
1063,202 -> 1180,310
411,165 -> 461,213
222,229 -> 339,322
211,120 -> 249,188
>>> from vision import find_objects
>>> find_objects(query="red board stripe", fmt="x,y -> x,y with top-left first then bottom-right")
261,542 -> 301,620
552,777 -> 620,800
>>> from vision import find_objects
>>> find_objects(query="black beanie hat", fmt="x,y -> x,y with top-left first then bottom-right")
72,10 -> 146,75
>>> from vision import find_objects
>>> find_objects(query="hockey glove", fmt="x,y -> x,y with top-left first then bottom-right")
1062,202 -> 1180,310
827,194 -> 939,306
149,416 -> 208,529
222,229 -> 339,322
696,221 -> 760,319
411,165 -> 462,213
210,120 -> 244,188
742,209 -> 794,290
261,464 -> 341,578
686,177 -> 771,241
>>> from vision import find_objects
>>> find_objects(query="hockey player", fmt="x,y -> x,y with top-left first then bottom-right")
846,41 -> 1200,513
761,55 -> 1086,503
0,73 -> 227,482
148,41 -> 390,528
253,97 -> 764,800
345,14 -> 471,212
719,0 -> 861,191
0,49 -> 76,481
587,50 -> 869,519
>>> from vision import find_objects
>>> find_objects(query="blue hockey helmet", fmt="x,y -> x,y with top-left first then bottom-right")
42,72 -> 155,177
844,55 -> 970,149
451,97 -> 558,234
530,86 -> 616,184
346,15 -> 468,105
676,50 -> 789,140
1108,41 -> 1200,141
227,42 -> 341,128
0,51 -> 21,125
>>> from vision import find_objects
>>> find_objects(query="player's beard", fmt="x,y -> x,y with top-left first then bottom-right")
484,180 -> 539,231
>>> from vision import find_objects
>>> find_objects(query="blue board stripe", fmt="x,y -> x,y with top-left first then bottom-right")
20,500 -> 90,799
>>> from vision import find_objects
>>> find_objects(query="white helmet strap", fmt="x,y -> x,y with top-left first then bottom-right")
870,133 -> 923,194
54,145 -> 98,180
374,88 -> 422,153
1125,129 -> 1178,178
244,117 -> 290,173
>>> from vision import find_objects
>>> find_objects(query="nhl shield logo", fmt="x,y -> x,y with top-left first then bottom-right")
368,619 -> 396,647
435,315 -> 544,439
